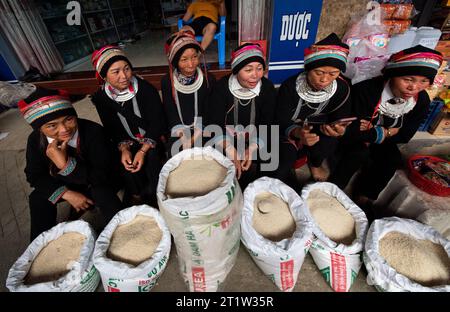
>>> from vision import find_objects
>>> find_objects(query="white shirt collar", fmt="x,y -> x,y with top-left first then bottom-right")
379,80 -> 416,118
229,74 -> 261,99
381,80 -> 415,104
381,82 -> 396,104
47,130 -> 79,148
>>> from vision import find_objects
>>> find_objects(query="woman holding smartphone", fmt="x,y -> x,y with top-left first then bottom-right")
274,33 -> 352,186
331,45 -> 443,216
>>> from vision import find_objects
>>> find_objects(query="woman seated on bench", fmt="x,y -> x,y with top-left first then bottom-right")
90,46 -> 165,207
274,33 -> 352,187
331,45 -> 443,215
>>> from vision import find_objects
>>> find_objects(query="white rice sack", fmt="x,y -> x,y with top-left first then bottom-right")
364,217 -> 450,292
241,177 -> 314,292
93,205 -> 171,292
166,157 -> 227,198
301,182 -> 369,292
157,147 -> 242,292
6,221 -> 99,292
416,209 -> 450,240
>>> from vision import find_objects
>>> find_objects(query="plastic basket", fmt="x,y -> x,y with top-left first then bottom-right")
407,155 -> 450,197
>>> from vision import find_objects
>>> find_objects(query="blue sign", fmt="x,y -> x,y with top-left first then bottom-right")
268,0 -> 323,85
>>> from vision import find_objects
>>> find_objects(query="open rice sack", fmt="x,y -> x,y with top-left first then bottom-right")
301,182 -> 369,292
241,177 -> 314,292
93,205 -> 171,292
157,147 -> 243,292
6,220 -> 99,292
364,217 -> 450,292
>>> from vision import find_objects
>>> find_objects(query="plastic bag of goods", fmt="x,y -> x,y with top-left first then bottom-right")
364,217 -> 450,292
342,11 -> 390,84
157,147 -> 243,292
301,182 -> 369,292
241,177 -> 314,291
0,81 -> 36,108
93,205 -> 171,292
6,220 -> 99,292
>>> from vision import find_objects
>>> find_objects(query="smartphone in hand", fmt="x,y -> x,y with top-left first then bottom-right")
330,117 -> 357,126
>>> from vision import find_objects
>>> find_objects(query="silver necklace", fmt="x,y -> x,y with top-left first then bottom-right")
237,98 -> 252,106
174,90 -> 198,128
295,72 -> 337,103
173,68 -> 203,94
379,97 -> 415,119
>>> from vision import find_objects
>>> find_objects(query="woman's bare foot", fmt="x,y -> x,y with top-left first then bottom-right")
310,165 -> 330,182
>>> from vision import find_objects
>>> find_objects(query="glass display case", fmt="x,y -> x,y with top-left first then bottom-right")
160,0 -> 186,26
35,0 -> 150,67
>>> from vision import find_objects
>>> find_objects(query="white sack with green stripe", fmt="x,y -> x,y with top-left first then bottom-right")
157,147 -> 243,292
6,220 -> 99,292
301,182 -> 369,292
241,177 -> 314,291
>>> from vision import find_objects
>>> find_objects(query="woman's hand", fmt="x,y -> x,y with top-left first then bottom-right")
320,123 -> 343,137
360,119 -> 373,131
121,148 -> 134,171
130,142 -> 152,173
191,127 -> 203,147
296,126 -> 319,146
385,127 -> 400,138
62,190 -> 94,212
241,143 -> 258,171
131,150 -> 146,173
225,145 -> 242,180
46,140 -> 68,169
175,128 -> 192,150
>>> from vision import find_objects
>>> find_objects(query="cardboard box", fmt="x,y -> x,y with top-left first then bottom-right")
428,110 -> 450,136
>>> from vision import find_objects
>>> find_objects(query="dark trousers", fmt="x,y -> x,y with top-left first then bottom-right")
165,130 -> 204,158
121,145 -> 162,206
330,142 -> 402,200
307,134 -> 338,167
271,135 -> 338,188
29,185 -> 122,241
330,141 -> 370,190
268,142 -> 299,190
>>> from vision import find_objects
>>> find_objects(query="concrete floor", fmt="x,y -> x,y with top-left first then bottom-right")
1,97 -> 449,292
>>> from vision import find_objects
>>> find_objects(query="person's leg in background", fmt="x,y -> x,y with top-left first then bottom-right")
29,190 -> 57,241
357,143 -> 403,201
268,142 -> 300,191
142,146 -> 163,207
89,185 -> 123,224
201,22 -> 217,51
329,141 -> 370,191
307,135 -> 338,181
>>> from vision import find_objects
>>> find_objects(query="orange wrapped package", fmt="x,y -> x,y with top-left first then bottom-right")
383,20 -> 412,35
381,4 -> 414,20
380,4 -> 395,19
392,4 -> 414,20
